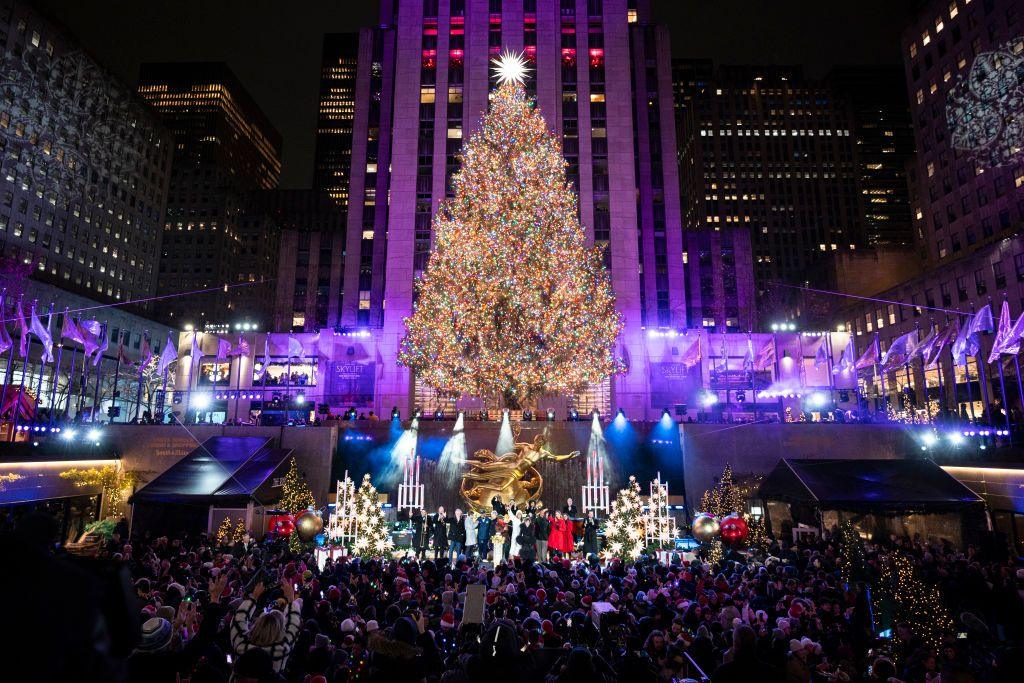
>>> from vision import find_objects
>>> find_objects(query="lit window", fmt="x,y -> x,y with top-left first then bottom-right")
627,9 -> 637,23
447,127 -> 462,138
922,30 -> 931,45
949,1 -> 958,18
927,162 -> 935,177
910,42 -> 918,58
420,87 -> 435,104
935,17 -> 944,33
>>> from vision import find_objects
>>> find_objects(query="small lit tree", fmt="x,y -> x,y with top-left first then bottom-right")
279,459 -> 316,514
351,474 -> 392,559
603,475 -> 644,561
216,517 -> 234,546
837,520 -> 867,584
699,464 -> 747,516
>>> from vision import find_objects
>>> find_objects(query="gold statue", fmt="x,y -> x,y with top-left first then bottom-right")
459,426 -> 579,512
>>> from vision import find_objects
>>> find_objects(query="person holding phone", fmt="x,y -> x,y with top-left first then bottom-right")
229,578 -> 303,673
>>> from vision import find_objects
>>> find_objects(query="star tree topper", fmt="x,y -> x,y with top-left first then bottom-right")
491,49 -> 531,86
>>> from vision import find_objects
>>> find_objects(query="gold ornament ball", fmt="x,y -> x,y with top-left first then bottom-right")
294,510 -> 324,543
691,513 -> 721,543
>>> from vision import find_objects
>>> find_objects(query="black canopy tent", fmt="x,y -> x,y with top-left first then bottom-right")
758,458 -> 986,543
129,436 -> 293,538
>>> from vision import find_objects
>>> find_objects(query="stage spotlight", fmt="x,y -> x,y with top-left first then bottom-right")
62,429 -> 76,441
295,394 -> 306,405
617,408 -> 626,419
568,409 -> 579,421
414,408 -> 422,419
921,431 -> 938,448
523,410 -> 533,421
391,407 -> 400,420
947,432 -> 965,445
87,428 -> 102,442
547,409 -> 555,421
193,394 -> 211,410
700,391 -> 718,408
807,392 -> 828,409
434,409 -> 443,420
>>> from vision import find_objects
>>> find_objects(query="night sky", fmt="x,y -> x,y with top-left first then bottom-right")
37,0 -> 914,188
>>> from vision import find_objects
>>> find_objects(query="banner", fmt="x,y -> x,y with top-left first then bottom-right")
327,361 -> 376,406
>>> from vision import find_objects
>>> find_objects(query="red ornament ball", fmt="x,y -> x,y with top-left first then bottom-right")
276,517 -> 295,537
719,513 -> 749,545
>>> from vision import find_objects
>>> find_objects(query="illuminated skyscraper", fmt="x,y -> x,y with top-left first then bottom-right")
676,63 -> 863,300
0,1 -> 171,306
314,33 -> 360,207
137,62 -> 283,327
337,0 -> 685,418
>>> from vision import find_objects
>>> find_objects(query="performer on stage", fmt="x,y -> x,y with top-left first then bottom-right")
477,511 -> 494,558
446,509 -> 466,566
508,508 -> 522,558
491,494 -> 507,516
411,508 -> 428,559
492,516 -> 508,564
534,507 -> 550,562
429,506 -> 448,561
582,509 -> 600,558
564,496 -> 580,549
517,515 -> 537,563
464,510 -> 478,558
549,510 -> 571,557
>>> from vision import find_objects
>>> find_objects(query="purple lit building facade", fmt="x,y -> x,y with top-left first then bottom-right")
834,0 -> 1024,420
334,0 -> 685,419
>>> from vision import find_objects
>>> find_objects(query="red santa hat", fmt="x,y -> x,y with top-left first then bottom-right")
440,611 -> 456,629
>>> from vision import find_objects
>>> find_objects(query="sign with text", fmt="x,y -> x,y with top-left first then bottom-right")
327,361 -> 376,406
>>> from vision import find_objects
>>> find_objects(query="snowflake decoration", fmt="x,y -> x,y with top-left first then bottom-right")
946,37 -> 1024,168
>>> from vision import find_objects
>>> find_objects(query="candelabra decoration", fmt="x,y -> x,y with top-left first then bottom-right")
326,473 -> 357,550
581,448 -> 609,513
644,472 -> 677,548
397,451 -> 424,515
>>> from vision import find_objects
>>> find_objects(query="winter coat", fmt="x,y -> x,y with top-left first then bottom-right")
411,513 -> 427,548
447,515 -> 467,544
583,518 -> 600,556
517,523 -> 537,562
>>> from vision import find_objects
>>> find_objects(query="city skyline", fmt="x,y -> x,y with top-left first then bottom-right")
35,0 -> 915,188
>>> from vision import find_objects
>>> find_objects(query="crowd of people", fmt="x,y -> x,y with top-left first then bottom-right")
3,508 -> 1023,683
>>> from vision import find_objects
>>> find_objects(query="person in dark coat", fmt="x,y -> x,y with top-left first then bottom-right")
446,509 -> 467,565
491,495 -> 507,516
410,508 -> 428,559
563,497 -> 579,518
476,511 -> 492,557
517,516 -> 537,563
582,510 -> 600,558
534,509 -> 551,562
429,506 -> 448,561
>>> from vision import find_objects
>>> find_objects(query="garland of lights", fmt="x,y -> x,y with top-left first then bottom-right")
399,56 -> 623,410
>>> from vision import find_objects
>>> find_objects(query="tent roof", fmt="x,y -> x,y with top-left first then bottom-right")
129,436 -> 291,506
758,458 -> 983,511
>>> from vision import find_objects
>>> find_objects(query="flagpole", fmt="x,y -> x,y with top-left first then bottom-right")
63,344 -> 78,420
875,333 -> 887,419
184,331 -> 199,424
32,302 -> 54,425
1013,355 -> 1024,432
90,322 -> 107,424
996,296 -> 1011,439
134,331 -> 148,423
11,296 -> 32,440
47,310 -> 66,427
825,332 -> 835,410
160,365 -> 169,424
930,319 -> 944,423
233,346 -> 243,424
111,330 -> 124,423
0,290 -> 12,435
76,350 -> 88,420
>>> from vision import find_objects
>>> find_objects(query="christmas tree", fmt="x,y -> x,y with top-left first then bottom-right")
837,520 -> 867,584
873,552 -> 952,650
603,475 -> 644,561
351,474 -> 393,559
216,517 -> 234,546
698,464 -> 747,516
279,459 -> 316,514
399,52 -> 623,410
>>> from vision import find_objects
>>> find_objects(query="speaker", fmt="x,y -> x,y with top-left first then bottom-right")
107,406 -> 121,418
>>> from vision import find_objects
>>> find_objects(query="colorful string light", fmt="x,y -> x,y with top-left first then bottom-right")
399,77 -> 623,409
